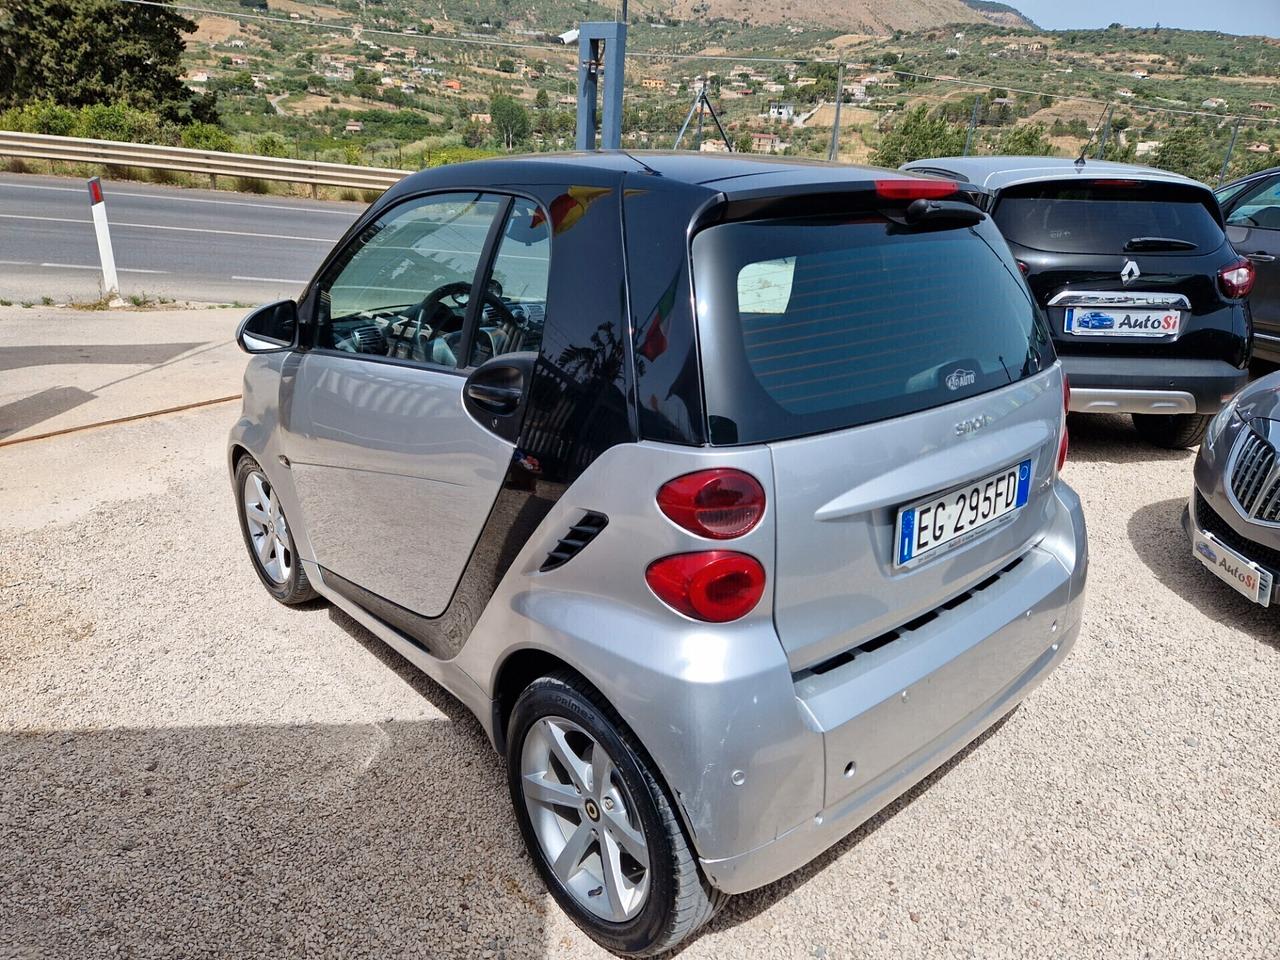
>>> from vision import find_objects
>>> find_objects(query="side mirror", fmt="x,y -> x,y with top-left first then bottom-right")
236,300 -> 298,354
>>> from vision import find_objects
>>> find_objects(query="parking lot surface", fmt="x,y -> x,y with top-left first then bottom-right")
2,404 -> 1278,959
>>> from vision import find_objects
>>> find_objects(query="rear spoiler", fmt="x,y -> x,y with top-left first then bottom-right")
699,175 -> 989,228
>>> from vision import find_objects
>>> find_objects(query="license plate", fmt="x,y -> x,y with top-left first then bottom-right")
895,459 -> 1033,568
1064,307 -> 1181,337
1191,530 -> 1273,607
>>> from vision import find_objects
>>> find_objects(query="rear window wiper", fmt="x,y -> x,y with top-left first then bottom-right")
1124,236 -> 1198,252
883,199 -> 985,231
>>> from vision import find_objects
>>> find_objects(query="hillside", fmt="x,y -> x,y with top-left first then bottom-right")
959,0 -> 1037,29
647,0 -> 990,32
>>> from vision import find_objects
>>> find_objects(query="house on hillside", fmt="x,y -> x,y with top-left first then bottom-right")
699,139 -> 729,153
767,101 -> 795,122
1247,142 -> 1273,154
1250,101 -> 1276,112
443,79 -> 462,92
344,120 -> 364,133
750,132 -> 787,154
1202,98 -> 1228,110
641,78 -> 665,90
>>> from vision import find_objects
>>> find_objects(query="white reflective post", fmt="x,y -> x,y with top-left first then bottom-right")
87,177 -> 120,301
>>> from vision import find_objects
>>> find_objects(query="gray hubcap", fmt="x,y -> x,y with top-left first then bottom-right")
242,470 -> 292,584
520,716 -> 651,921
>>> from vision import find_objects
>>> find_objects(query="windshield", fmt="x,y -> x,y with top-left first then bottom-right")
691,215 -> 1054,445
994,180 -> 1224,255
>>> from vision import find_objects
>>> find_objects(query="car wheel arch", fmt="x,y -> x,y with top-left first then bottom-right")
491,647 -> 708,857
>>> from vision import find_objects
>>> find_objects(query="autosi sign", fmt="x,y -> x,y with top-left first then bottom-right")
1117,312 -> 1180,332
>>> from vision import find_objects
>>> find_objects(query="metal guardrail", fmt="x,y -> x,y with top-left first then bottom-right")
0,130 -> 412,193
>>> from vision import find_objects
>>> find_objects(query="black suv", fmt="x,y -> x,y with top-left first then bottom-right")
905,156 -> 1254,448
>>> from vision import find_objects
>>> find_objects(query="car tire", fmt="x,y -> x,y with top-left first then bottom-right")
234,454 -> 317,605
507,671 -> 727,956
1132,413 -> 1211,450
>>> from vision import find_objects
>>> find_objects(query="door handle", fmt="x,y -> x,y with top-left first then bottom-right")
466,381 -> 522,414
1247,252 -> 1276,262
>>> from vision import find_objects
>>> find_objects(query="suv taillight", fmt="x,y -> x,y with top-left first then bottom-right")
1057,374 -> 1070,473
1219,257 -> 1255,299
657,469 -> 765,539
645,552 -> 766,622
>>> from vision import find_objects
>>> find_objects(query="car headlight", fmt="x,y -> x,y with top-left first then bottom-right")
1206,396 -> 1241,451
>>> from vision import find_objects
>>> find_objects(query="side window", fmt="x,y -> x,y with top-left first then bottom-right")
315,192 -> 503,368
1226,176 -> 1280,230
470,197 -> 551,366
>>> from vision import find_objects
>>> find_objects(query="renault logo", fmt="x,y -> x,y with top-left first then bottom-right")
1121,259 -> 1141,284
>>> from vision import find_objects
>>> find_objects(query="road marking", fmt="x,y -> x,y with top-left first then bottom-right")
0,213 -> 335,243
36,262 -> 167,274
0,180 -> 363,214
232,275 -> 309,284
0,259 -> 32,265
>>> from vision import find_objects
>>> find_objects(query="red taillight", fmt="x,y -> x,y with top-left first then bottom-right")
1057,374 -> 1070,473
1219,257 -> 1255,299
657,468 -> 765,539
1016,259 -> 1030,276
645,551 -> 766,622
874,178 -> 957,201
1090,179 -> 1142,188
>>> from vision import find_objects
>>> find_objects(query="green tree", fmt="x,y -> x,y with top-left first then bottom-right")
534,88 -> 550,110
871,104 -> 966,168
993,123 -> 1054,156
1152,126 -> 1216,181
489,93 -> 529,150
0,0 -> 195,121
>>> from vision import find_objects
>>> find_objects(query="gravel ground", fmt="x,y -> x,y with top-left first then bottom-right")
1,406 -> 1278,960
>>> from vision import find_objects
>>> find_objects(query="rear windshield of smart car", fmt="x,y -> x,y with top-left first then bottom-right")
690,215 -> 1055,445
993,179 -> 1224,255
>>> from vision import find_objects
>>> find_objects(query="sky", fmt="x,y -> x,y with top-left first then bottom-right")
1009,0 -> 1280,36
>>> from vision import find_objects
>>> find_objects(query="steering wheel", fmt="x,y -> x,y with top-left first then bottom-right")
414,280 -> 475,333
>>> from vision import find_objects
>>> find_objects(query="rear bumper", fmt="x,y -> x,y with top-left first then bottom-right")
699,482 -> 1088,895
1060,355 -> 1247,415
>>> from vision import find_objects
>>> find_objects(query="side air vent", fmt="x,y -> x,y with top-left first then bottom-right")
350,324 -> 388,355
540,511 -> 609,572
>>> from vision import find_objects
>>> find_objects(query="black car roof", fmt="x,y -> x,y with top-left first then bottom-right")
382,150 -> 935,203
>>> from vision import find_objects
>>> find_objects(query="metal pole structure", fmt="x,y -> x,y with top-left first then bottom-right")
963,95 -> 981,156
1095,104 -> 1114,160
827,62 -> 845,162
86,177 -> 121,304
576,21 -> 627,150
695,89 -> 705,150
1219,117 -> 1243,185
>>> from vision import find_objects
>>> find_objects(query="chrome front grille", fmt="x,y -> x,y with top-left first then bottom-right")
1230,428 -> 1280,522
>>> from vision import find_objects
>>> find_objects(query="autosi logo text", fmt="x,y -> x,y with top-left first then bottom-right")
945,368 -> 976,390
1118,314 -> 1178,331
1216,554 -> 1259,592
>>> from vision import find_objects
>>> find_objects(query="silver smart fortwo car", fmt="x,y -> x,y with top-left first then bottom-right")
1185,370 -> 1280,607
229,153 -> 1088,955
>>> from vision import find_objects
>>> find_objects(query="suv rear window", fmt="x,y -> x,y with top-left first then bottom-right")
993,179 -> 1225,255
691,215 -> 1054,445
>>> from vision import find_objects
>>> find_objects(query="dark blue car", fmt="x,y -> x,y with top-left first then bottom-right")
1076,311 -> 1115,330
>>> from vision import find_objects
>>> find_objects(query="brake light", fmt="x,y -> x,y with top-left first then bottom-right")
1091,179 -> 1143,188
645,551 -> 766,622
657,468 -> 765,539
1016,259 -> 1030,276
1057,374 -> 1070,473
1219,257 -> 1255,299
874,178 -> 957,201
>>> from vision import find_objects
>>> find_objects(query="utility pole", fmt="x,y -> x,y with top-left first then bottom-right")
963,95 -> 982,156
827,62 -> 845,162
1219,117 -> 1242,185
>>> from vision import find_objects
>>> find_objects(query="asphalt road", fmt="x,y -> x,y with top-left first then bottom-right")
0,174 -> 366,304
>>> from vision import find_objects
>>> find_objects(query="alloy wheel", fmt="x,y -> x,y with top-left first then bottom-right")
242,470 -> 293,584
520,716 -> 651,922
